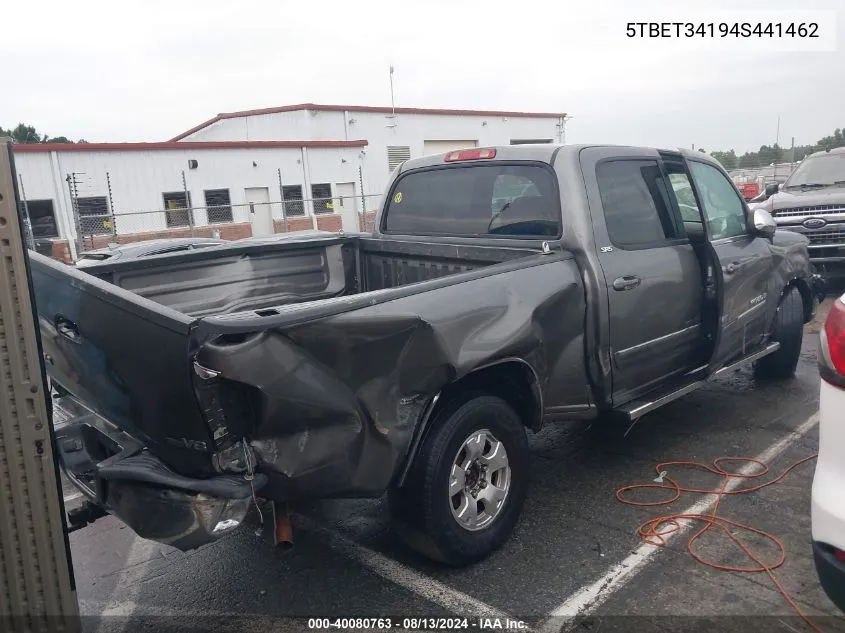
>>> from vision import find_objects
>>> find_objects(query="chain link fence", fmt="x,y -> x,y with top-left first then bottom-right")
15,160 -> 384,261
62,192 -> 383,255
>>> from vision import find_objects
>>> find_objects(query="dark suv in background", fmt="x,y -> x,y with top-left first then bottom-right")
750,147 -> 845,279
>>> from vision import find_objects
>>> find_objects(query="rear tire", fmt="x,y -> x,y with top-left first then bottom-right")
754,286 -> 804,380
388,393 -> 529,566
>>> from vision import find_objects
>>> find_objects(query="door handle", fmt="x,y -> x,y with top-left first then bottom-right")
612,275 -> 641,291
724,261 -> 741,274
55,316 -> 81,343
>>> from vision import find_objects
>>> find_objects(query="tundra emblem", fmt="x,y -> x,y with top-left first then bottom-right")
803,217 -> 827,230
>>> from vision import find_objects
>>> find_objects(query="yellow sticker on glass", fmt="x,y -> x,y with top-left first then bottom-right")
393,191 -> 403,204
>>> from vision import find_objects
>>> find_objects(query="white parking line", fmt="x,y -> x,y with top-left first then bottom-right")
537,411 -> 819,633
63,492 -> 83,504
95,536 -> 162,631
299,517 -> 519,623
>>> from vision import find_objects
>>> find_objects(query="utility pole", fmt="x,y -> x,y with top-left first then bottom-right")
181,170 -> 192,230
389,65 -> 396,118
557,115 -> 573,145
277,168 -> 289,233
66,172 -> 84,256
106,171 -> 117,241
790,136 -> 796,174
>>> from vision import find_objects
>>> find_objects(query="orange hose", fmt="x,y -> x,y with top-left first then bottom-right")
617,454 -> 820,632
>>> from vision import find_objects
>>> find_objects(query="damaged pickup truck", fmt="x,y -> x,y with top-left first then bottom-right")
31,145 -> 824,566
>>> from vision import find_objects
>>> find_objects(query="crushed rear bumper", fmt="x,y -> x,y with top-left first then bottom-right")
55,396 -> 266,550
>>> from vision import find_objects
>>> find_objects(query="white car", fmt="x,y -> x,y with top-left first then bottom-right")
813,293 -> 845,611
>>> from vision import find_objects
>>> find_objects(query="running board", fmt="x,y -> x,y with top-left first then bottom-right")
618,342 -> 781,421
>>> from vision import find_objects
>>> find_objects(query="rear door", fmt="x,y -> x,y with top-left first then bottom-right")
683,158 -> 774,368
581,147 -> 705,404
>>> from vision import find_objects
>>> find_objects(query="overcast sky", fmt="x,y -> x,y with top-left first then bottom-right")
2,0 -> 842,153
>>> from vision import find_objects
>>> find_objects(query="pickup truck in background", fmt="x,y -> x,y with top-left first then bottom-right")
31,144 -> 824,566
750,147 -> 845,279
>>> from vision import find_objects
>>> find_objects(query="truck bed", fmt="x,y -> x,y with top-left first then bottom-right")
83,235 -> 538,318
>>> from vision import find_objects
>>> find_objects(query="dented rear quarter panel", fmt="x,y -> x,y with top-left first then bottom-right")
195,253 -> 588,500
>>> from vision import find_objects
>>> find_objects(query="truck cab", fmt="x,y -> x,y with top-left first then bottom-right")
28,143 -> 822,566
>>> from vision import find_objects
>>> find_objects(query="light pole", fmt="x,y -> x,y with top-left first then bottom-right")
558,115 -> 574,144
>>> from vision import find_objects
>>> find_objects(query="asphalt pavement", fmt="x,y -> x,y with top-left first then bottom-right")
61,308 -> 842,633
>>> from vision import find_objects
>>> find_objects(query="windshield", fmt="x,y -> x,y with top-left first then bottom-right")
784,153 -> 845,188
383,164 -> 561,237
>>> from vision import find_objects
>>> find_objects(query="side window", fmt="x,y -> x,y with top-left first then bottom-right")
688,161 -> 748,240
667,172 -> 702,223
596,159 -> 682,248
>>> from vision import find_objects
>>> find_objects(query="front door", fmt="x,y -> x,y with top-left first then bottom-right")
684,158 -> 774,369
245,187 -> 273,237
582,147 -> 705,404
335,182 -> 359,232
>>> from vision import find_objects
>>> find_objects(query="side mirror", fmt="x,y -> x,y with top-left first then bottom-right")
765,182 -> 780,197
753,208 -> 777,239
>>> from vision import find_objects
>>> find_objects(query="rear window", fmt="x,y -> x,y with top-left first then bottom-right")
383,164 -> 560,237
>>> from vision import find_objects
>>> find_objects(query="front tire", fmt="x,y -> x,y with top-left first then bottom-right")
754,286 -> 804,380
389,394 -> 529,566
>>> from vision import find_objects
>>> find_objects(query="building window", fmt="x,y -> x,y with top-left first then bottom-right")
22,199 -> 59,238
282,185 -> 305,216
204,189 -> 233,224
510,139 -> 554,145
163,191 -> 192,227
311,183 -> 333,214
76,196 -> 112,235
387,146 -> 411,172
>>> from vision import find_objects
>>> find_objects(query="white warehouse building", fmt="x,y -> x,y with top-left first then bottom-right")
11,103 -> 567,262
171,103 -> 569,196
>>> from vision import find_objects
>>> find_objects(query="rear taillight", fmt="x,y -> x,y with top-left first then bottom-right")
835,548 -> 845,563
820,297 -> 845,387
444,148 -> 497,162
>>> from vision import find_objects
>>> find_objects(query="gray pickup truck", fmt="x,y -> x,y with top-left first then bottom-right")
30,144 -> 823,566
750,147 -> 845,278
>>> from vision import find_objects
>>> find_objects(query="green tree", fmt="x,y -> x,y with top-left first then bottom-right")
738,152 -> 759,168
0,123 -> 77,144
10,123 -> 41,143
711,126 -> 845,169
817,128 -> 845,151
710,150 -> 738,170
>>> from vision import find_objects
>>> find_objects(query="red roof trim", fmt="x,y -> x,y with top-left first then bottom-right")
13,139 -> 369,153
169,103 -> 567,141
